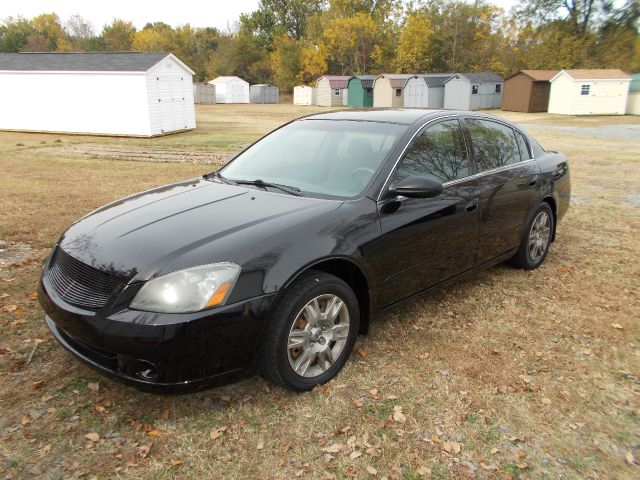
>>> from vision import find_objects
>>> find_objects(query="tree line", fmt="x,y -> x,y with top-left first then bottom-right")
1,0 -> 638,91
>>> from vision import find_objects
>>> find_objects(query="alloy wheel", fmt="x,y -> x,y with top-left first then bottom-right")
528,210 -> 551,262
287,294 -> 350,378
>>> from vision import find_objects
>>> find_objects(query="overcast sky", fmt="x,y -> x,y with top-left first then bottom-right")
1,0 -> 519,32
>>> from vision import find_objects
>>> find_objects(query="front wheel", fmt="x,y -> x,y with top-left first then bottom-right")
511,203 -> 555,269
260,271 -> 359,391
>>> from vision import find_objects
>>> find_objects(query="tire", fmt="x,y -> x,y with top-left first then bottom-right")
510,202 -> 555,269
260,270 -> 360,391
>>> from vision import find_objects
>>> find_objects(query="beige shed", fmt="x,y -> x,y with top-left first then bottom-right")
373,74 -> 414,108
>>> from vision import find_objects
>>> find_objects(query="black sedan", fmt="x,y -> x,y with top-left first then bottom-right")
38,109 -> 570,392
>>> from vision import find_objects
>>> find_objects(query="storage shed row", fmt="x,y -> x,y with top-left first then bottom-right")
294,72 -> 504,110
0,52 -> 196,137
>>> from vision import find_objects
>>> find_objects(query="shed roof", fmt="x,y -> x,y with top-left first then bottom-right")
376,74 -> 414,88
555,69 -> 630,81
451,72 -> 503,83
211,76 -> 248,84
507,70 -> 559,81
318,75 -> 352,89
420,74 -> 454,87
0,52 -> 192,73
353,75 -> 375,88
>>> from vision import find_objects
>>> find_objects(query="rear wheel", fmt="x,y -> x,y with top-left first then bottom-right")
511,203 -> 554,269
260,271 -> 359,391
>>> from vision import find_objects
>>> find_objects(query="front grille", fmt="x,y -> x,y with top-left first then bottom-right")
48,247 -> 127,309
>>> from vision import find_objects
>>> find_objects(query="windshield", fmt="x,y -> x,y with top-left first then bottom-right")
220,119 -> 407,198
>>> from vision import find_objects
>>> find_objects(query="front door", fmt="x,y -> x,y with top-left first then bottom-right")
374,118 -> 481,306
464,118 -> 541,264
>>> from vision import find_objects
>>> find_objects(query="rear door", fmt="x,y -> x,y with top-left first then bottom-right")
463,117 -> 540,264
374,118 -> 481,306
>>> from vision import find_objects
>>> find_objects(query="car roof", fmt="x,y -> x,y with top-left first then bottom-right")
304,109 -> 448,125
300,109 -> 503,126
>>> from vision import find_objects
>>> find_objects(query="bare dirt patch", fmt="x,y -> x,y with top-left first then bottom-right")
49,144 -> 232,165
0,241 -> 33,269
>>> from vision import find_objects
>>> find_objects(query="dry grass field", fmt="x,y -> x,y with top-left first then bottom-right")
0,105 -> 639,479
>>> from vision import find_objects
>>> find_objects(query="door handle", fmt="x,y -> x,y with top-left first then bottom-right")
465,198 -> 479,212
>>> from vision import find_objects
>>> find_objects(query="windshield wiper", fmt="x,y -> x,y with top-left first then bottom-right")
205,171 -> 236,185
232,179 -> 302,196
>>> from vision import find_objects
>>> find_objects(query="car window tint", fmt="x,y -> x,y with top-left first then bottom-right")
393,119 -> 469,183
514,130 -> 531,161
466,118 -> 521,170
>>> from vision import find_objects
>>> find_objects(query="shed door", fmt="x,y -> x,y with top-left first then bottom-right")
156,75 -> 187,133
531,82 -> 551,112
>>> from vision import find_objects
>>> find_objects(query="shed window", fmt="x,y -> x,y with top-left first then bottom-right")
334,89 -> 341,96
472,85 -> 479,95
395,88 -> 402,97
581,84 -> 590,95
495,84 -> 501,94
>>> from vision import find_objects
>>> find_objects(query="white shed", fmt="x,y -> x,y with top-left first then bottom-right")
316,75 -> 352,107
403,74 -> 453,108
373,74 -> 414,108
443,72 -> 503,110
250,84 -> 279,104
0,52 -> 196,137
193,82 -> 216,104
548,69 -> 631,115
293,85 -> 317,105
209,76 -> 250,103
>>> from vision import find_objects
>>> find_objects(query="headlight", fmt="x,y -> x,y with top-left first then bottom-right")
130,263 -> 241,313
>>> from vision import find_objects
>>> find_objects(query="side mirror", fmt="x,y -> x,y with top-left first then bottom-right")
388,175 -> 443,199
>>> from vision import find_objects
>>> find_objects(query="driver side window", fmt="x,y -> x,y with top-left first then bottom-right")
393,119 -> 470,184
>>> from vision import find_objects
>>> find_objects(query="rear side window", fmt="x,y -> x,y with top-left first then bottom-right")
393,119 -> 469,183
466,118 -> 521,170
514,130 -> 531,160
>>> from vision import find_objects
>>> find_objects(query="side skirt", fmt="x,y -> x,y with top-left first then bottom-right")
377,248 -> 518,315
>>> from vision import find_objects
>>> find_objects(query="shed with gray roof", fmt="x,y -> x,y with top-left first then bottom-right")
443,72 -> 504,110
0,52 -> 196,136
404,74 -> 453,108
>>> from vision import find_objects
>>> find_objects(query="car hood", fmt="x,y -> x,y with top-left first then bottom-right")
59,178 -> 341,282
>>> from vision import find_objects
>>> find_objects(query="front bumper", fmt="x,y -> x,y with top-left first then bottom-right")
39,275 -> 276,393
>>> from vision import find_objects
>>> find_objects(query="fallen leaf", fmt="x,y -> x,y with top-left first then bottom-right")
442,441 -> 461,454
321,443 -> 343,453
1,304 -> 17,313
0,293 -> 9,299
1,278 -> 15,283
350,450 -> 362,459
256,440 -> 264,450
137,443 -> 152,458
85,432 -> 100,442
209,426 -> 229,440
294,470 -> 304,477
125,460 -> 139,467
516,462 -> 529,469
366,466 -> 377,475
27,292 -> 38,300
147,429 -> 163,437
357,349 -> 366,358
170,459 -> 184,466
542,397 -> 552,405
21,415 -> 31,425
626,451 -> 635,465
368,389 -> 380,399
480,463 -> 498,471
87,382 -> 100,393
160,409 -> 171,420
392,405 -> 406,423
352,399 -> 364,408
417,465 -> 431,475
490,448 -> 499,455
611,323 -> 624,330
